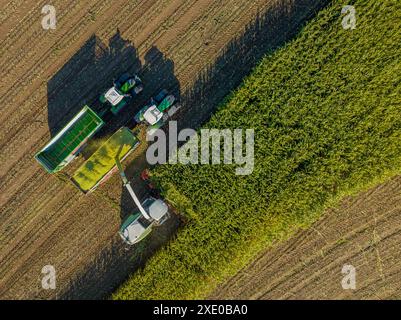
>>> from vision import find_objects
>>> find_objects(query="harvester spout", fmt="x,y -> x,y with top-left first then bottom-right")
124,183 -> 152,221
115,156 -> 152,221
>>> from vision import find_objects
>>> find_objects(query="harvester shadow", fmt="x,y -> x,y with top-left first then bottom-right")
60,152 -> 180,300
60,223 -> 179,300
59,0 -> 330,299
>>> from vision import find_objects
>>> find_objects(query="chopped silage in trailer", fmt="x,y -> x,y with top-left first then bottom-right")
72,127 -> 139,193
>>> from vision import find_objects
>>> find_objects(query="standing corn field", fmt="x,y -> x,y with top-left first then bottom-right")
114,0 -> 401,299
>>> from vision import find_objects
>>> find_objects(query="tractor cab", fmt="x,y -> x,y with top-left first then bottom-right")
134,89 -> 177,129
120,213 -> 151,245
104,87 -> 124,106
143,104 -> 163,125
147,198 -> 169,222
119,197 -> 169,245
100,73 -> 143,116
115,74 -> 143,95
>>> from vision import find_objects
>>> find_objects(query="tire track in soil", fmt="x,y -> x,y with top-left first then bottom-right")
0,0 -> 117,124
0,193 -> 120,299
263,209 -> 400,299
0,0 -> 49,43
0,0 -> 154,201
0,0 -> 195,147
0,0 -> 197,220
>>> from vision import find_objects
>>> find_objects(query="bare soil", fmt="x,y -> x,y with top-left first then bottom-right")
0,0 -> 328,299
210,176 -> 401,300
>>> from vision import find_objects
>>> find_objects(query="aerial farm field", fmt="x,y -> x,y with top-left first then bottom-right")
211,175 -> 401,300
0,0 -> 328,299
114,0 -> 401,300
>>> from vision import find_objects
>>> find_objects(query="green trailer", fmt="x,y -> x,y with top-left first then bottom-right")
35,106 -> 104,173
72,127 -> 140,193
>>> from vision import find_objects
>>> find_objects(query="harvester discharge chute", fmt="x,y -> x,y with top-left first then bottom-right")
115,155 -> 169,245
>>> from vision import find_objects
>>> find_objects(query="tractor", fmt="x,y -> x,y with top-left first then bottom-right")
134,89 -> 178,130
99,73 -> 143,116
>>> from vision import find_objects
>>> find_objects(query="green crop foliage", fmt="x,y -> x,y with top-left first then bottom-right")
73,128 -> 139,192
113,0 -> 401,299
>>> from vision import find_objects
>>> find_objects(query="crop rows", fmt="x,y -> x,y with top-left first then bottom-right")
113,0 -> 401,299
3,0 -> 304,299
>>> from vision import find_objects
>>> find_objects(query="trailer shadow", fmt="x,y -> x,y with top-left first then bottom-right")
58,0 -> 330,299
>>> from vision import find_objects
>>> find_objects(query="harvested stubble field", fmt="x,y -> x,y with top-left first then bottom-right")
0,0 -> 328,299
211,175 -> 401,299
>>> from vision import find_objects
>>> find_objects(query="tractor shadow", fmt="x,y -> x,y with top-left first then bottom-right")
59,0 -> 330,299
46,29 -> 141,137
118,46 -> 181,222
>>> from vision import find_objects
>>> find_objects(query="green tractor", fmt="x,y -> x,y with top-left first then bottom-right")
134,89 -> 178,130
99,73 -> 143,116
